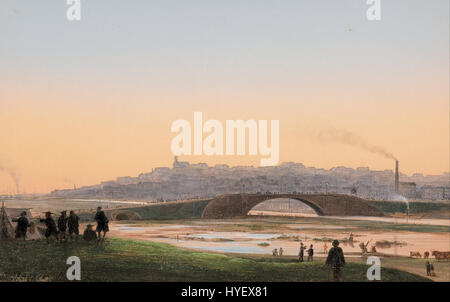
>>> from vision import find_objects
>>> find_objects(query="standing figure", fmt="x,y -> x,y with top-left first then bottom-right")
272,248 -> 278,256
95,207 -> 109,244
426,261 -> 431,276
67,210 -> 80,240
40,211 -> 58,243
307,244 -> 314,261
326,240 -> 346,282
323,243 -> 328,254
430,262 -> 435,276
298,242 -> 306,262
348,232 -> 354,242
12,211 -> 30,240
57,211 -> 68,241
279,247 -> 284,256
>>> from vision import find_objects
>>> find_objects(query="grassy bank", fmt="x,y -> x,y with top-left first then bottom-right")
0,238 -> 430,282
368,200 -> 449,215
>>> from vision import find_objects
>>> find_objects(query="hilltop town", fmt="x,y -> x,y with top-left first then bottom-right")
49,157 -> 449,202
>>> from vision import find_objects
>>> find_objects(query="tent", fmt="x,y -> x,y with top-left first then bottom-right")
0,202 -> 41,240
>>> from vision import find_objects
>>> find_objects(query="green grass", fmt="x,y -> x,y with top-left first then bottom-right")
0,238 -> 430,282
368,201 -> 449,215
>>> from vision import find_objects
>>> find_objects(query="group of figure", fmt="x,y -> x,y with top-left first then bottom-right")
272,247 -> 284,256
298,242 -> 314,262
39,210 -> 81,241
269,239 -> 346,282
426,261 -> 435,276
300,240 -> 346,282
359,240 -> 377,254
13,206 -> 110,245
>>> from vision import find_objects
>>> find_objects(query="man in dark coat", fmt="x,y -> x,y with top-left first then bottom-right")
83,224 -> 97,242
57,211 -> 68,241
12,211 -> 30,240
40,211 -> 58,243
298,242 -> 306,262
430,262 -> 435,276
95,207 -> 109,244
67,210 -> 80,240
326,240 -> 346,282
307,244 -> 314,261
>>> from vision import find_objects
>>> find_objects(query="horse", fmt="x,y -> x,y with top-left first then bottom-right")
410,251 -> 421,258
431,251 -> 450,261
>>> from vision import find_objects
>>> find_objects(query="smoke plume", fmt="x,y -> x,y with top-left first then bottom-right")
0,162 -> 20,194
311,128 -> 396,160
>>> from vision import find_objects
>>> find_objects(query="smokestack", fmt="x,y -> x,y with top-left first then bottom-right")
395,160 -> 399,194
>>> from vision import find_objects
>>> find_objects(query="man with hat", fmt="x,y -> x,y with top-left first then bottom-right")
326,239 -> 346,282
298,242 -> 306,262
67,210 -> 80,240
12,211 -> 30,240
94,206 -> 109,244
83,224 -> 97,242
40,211 -> 58,243
57,211 -> 68,241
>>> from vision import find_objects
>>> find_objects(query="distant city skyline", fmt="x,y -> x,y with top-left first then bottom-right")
3,158 -> 448,196
48,157 -> 449,201
0,0 -> 448,193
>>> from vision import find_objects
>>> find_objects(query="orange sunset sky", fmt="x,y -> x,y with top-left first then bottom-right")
0,1 -> 448,194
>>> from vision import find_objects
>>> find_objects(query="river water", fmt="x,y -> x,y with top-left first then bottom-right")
109,218 -> 450,257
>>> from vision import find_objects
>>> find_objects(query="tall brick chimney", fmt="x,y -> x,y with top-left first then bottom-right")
395,160 -> 399,194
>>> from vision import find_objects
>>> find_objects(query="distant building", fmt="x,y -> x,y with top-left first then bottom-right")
399,182 -> 417,199
173,156 -> 190,169
49,158 -> 450,201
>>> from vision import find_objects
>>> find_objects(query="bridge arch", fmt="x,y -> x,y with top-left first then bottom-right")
248,197 -> 325,216
201,193 -> 383,218
250,197 -> 321,216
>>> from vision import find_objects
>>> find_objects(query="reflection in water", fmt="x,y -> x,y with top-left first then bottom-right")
110,222 -> 450,257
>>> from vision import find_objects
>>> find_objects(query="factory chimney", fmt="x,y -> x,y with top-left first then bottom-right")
395,160 -> 399,194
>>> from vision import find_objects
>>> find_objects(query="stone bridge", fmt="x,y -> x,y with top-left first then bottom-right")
201,193 -> 383,218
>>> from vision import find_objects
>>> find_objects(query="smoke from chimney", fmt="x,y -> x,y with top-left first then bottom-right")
0,162 -> 20,194
310,128 -> 397,160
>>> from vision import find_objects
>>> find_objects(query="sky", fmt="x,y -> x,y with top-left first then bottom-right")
0,0 -> 449,194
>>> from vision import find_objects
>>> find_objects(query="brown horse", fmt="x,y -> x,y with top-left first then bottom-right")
410,251 -> 421,258
431,251 -> 450,261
